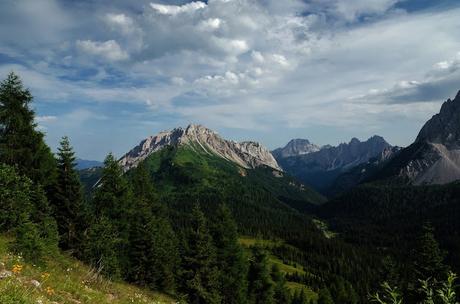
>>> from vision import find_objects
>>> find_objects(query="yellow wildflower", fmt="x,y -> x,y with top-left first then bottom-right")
41,272 -> 50,280
12,264 -> 23,274
46,286 -> 55,295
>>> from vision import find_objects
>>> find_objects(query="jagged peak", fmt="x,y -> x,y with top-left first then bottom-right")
416,90 -> 460,148
119,124 -> 281,172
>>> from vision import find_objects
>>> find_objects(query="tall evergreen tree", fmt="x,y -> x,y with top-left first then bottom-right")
271,264 -> 291,304
0,72 -> 57,190
0,164 -> 58,262
181,204 -> 221,304
413,223 -> 448,282
128,164 -> 179,293
86,153 -> 133,278
318,287 -> 334,304
248,246 -> 275,304
212,204 -> 248,304
54,136 -> 85,252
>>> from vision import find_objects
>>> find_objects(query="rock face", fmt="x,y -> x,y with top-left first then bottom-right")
272,139 -> 320,159
372,90 -> 460,185
416,91 -> 460,149
274,135 -> 392,193
119,124 -> 282,172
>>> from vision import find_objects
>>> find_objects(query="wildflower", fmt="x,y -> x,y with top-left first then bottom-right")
12,264 -> 23,274
46,286 -> 55,296
41,272 -> 50,280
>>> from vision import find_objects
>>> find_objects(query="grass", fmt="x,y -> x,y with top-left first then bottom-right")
0,235 -> 177,304
269,256 -> 306,275
238,236 -> 283,248
286,282 -> 318,301
312,219 -> 337,239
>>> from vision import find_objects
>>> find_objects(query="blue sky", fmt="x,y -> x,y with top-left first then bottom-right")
1,0 -> 460,160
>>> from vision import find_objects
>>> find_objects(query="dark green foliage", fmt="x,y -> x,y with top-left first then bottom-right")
84,154 -> 133,279
0,72 -> 57,191
0,164 -> 58,262
248,246 -> 275,304
412,223 -> 448,282
318,287 -> 334,304
291,289 -> 310,304
211,204 -> 248,304
271,265 -> 291,304
84,216 -> 123,279
181,204 -> 221,304
127,164 -> 179,293
54,136 -> 86,252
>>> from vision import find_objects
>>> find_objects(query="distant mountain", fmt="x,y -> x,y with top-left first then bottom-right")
370,91 -> 460,185
75,158 -> 102,170
328,146 -> 401,196
274,136 -> 392,193
80,124 -> 325,211
272,139 -> 321,159
119,124 -> 281,172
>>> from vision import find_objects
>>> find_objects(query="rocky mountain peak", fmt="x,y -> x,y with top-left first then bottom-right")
416,90 -> 460,149
119,124 -> 281,172
272,138 -> 321,158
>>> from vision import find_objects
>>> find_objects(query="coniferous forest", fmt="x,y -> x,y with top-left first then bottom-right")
1,72 -> 460,304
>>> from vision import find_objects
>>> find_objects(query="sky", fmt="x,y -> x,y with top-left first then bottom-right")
1,0 -> 460,160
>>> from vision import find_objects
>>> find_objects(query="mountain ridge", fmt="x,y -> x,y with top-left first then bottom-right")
119,124 -> 281,172
273,135 -> 392,193
369,91 -> 460,185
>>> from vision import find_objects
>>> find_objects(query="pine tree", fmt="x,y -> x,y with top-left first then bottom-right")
86,153 -> 133,278
128,200 -> 179,291
181,204 -> 221,304
248,246 -> 275,304
54,136 -> 85,252
413,222 -> 448,282
318,287 -> 334,304
127,162 -> 179,292
0,72 -> 57,190
84,216 -> 122,279
292,289 -> 310,304
0,164 -> 58,262
212,204 -> 248,304
271,264 -> 291,304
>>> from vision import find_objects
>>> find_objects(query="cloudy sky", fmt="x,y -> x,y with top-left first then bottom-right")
1,0 -> 460,160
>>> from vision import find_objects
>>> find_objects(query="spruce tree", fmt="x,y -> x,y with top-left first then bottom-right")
0,72 -> 57,190
271,264 -> 291,304
54,136 -> 85,252
181,204 -> 221,304
413,223 -> 448,282
212,204 -> 248,304
86,153 -> 133,278
128,162 -> 179,292
0,164 -> 58,262
128,190 -> 179,292
248,246 -> 275,304
318,287 -> 334,304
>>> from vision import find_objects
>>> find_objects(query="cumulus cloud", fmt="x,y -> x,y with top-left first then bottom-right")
150,2 -> 207,15
1,0 -> 460,156
76,39 -> 129,61
352,52 -> 460,104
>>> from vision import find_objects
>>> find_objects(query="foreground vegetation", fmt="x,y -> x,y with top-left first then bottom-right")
0,235 -> 176,304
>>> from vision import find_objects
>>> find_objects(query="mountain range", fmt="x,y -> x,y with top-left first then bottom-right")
272,136 -> 394,194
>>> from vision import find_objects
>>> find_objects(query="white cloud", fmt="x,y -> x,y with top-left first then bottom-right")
105,13 -> 135,34
150,1 -> 207,15
198,18 -> 222,31
36,115 -> 57,123
76,40 -> 129,61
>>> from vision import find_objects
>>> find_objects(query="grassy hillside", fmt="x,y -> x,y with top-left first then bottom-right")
238,236 -> 318,301
0,235 -> 177,304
